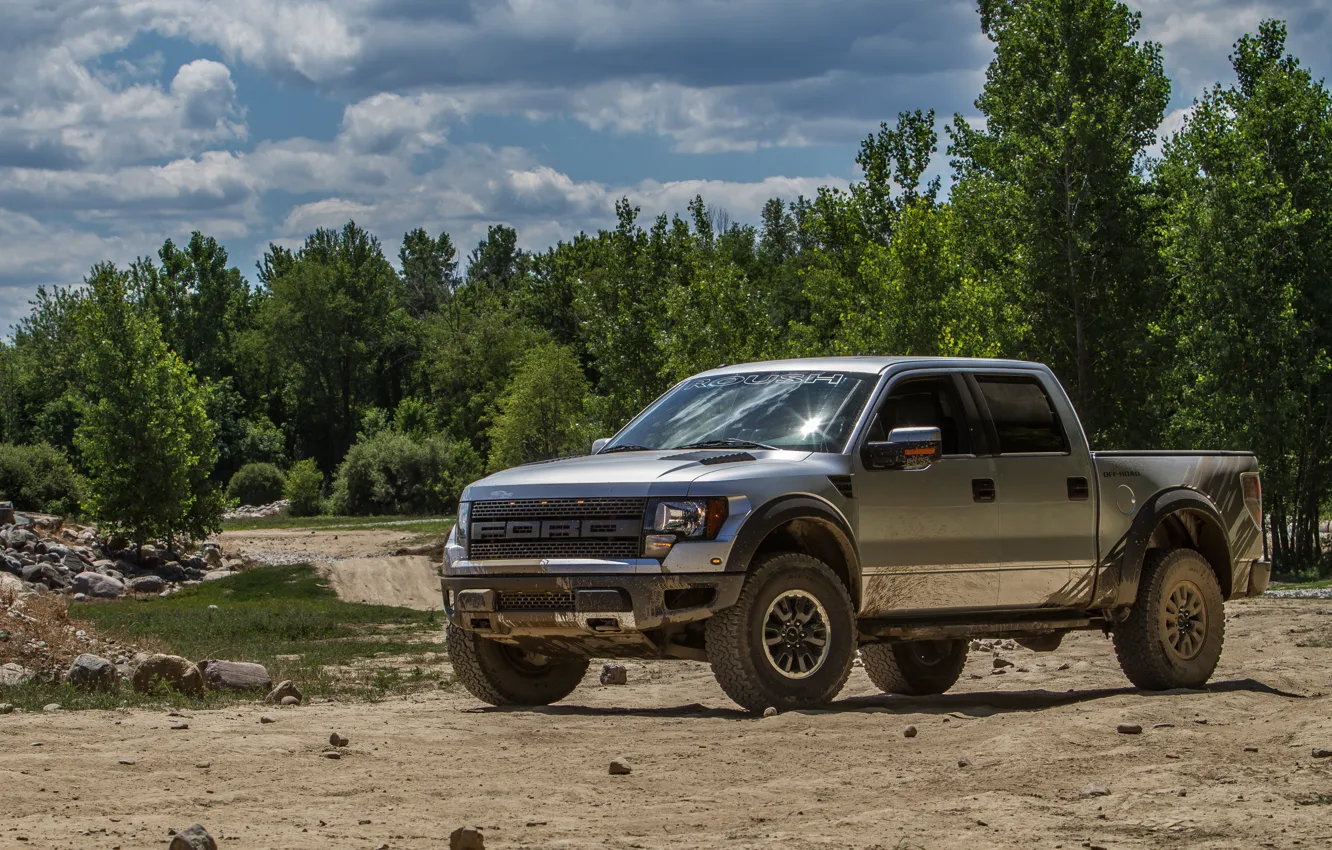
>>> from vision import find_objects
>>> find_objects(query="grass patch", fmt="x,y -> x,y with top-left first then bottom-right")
0,564 -> 450,712
221,514 -> 455,533
1270,576 -> 1332,591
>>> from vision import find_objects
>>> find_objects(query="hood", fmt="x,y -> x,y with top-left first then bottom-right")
461,450 -> 812,501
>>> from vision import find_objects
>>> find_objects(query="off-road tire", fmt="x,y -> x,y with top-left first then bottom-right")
446,624 -> 589,706
1113,548 -> 1225,690
705,552 -> 856,713
861,640 -> 968,695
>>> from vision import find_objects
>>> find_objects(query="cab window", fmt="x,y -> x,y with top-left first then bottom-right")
866,376 -> 973,456
974,375 -> 1068,454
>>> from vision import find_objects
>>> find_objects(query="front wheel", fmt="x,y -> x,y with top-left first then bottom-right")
447,624 -> 589,706
705,552 -> 856,713
861,639 -> 968,695
1112,548 -> 1225,690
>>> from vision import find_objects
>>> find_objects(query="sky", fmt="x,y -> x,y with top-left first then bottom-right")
1,0 -> 1330,333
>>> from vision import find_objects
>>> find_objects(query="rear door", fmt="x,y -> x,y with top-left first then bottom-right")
966,371 -> 1098,609
855,371 -> 1001,615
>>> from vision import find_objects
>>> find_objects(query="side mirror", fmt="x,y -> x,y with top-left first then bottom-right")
591,437 -> 611,454
863,426 -> 942,470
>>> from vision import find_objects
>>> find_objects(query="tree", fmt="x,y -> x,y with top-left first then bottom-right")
949,0 -> 1171,443
73,264 -> 223,548
487,342 -> 594,471
1157,20 -> 1332,570
399,227 -> 459,319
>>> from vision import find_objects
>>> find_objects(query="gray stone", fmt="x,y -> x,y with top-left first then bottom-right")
199,660 -> 271,692
260,715 -> 276,724
609,757 -> 633,775
72,592 -> 87,601
2,553 -> 20,575
1313,748 -> 1332,759
130,575 -> 166,594
66,654 -> 117,692
72,570 -> 125,598
169,823 -> 218,850
1081,783 -> 1111,797
904,725 -> 918,738
0,662 -> 35,686
762,706 -> 778,718
202,548 -> 223,569
599,662 -> 628,685
132,654 -> 205,697
265,680 -> 302,704
61,554 -> 85,573
449,826 -> 485,850
43,703 -> 61,712
202,569 -> 234,581
992,655 -> 1015,669
957,757 -> 971,768
1117,723 -> 1143,735
0,703 -> 13,714
22,562 -> 67,589
329,732 -> 349,747
321,750 -> 342,759
0,501 -> 14,525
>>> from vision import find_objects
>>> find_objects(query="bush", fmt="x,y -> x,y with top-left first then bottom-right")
226,463 -> 286,507
487,342 -> 594,472
0,442 -> 83,514
284,459 -> 325,517
328,431 -> 481,516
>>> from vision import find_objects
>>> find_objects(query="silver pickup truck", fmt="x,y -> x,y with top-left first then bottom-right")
442,357 -> 1269,712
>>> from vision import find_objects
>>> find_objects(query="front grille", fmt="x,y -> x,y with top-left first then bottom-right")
472,497 -> 647,521
468,539 -> 641,561
498,591 -> 575,612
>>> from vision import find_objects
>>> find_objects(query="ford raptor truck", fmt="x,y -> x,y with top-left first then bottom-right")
441,357 -> 1269,712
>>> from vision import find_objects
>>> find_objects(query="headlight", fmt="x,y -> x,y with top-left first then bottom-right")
455,502 -> 470,548
648,498 -> 729,538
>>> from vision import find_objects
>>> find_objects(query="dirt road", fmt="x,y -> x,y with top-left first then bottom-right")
4,593 -> 1332,849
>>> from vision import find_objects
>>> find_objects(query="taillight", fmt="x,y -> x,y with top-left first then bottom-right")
1240,472 -> 1262,529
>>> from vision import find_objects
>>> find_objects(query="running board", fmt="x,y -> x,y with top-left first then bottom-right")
859,615 -> 1094,643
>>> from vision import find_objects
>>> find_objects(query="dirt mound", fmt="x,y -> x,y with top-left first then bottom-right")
317,556 -> 442,611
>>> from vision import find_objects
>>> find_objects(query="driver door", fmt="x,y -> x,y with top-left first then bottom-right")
855,372 -> 1001,615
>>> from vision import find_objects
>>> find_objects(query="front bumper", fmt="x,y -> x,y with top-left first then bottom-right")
441,571 -> 744,654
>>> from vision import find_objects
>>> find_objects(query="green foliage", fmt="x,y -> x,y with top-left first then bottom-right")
72,264 -> 224,546
283,458 -> 325,517
329,430 -> 481,516
487,342 -> 594,471
226,462 -> 286,507
0,442 -> 83,514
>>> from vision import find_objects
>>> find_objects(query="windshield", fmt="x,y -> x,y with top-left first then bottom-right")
605,371 -> 878,453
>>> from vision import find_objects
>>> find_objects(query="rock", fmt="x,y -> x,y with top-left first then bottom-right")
118,758 -> 136,765
992,655 -> 1014,669
1117,723 -> 1143,735
202,570 -> 233,582
65,654 -> 118,692
600,662 -> 628,685
957,757 -> 971,768
195,762 -> 211,769
0,663 -> 36,686
265,680 -> 303,705
1244,746 -> 1259,753
329,732 -> 349,747
43,703 -> 62,712
202,548 -> 224,569
279,695 -> 298,706
904,725 -> 918,738
449,826 -> 485,850
72,592 -> 87,601
0,501 -> 14,525
169,823 -> 218,850
321,750 -> 342,759
61,553 -> 86,573
260,716 -> 276,724
72,570 -> 124,598
172,722 -> 189,730
199,660 -> 271,692
1081,783 -> 1111,797
22,562 -> 67,589
1055,662 -> 1071,671
132,654 -> 205,697
2,553 -> 21,575
0,703 -> 12,714
130,576 -> 166,594
609,757 -> 633,775
762,706 -> 778,718
1313,748 -> 1332,759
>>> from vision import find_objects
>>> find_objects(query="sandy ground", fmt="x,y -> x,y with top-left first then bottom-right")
219,526 -> 433,564
5,532 -> 1332,848
317,556 -> 443,611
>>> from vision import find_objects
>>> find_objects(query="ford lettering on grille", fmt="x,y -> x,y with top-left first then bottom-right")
467,498 -> 645,560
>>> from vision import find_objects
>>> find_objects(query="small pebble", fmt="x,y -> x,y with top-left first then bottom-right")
195,762 -> 211,769
171,723 -> 189,731
762,707 -> 777,718
321,750 -> 342,760
449,825 -> 484,850
1244,746 -> 1259,753
330,732 -> 349,747
118,759 -> 136,766
1117,723 -> 1143,735
281,696 -> 300,706
609,757 -> 633,775
904,725 -> 918,738
1081,783 -> 1110,798
1153,722 -> 1175,728
0,704 -> 14,714
957,757 -> 971,768
1312,747 -> 1332,759
42,703 -> 61,713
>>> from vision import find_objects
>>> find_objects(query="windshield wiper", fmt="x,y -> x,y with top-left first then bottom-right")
598,443 -> 654,454
672,438 -> 781,451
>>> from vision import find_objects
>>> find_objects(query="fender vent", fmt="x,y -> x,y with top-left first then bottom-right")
828,474 -> 854,499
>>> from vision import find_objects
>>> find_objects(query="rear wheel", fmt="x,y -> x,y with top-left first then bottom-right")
861,639 -> 968,695
705,552 -> 856,713
1112,548 -> 1224,690
447,624 -> 589,706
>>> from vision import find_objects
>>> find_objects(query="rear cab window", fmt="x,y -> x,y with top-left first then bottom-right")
973,375 -> 1068,454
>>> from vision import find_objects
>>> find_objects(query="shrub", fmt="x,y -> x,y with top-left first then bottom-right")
0,442 -> 83,514
284,459 -> 325,517
329,431 -> 481,516
226,463 -> 286,507
487,342 -> 594,472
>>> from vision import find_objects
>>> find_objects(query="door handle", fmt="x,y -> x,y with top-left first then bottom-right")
1067,476 -> 1090,501
972,478 -> 996,503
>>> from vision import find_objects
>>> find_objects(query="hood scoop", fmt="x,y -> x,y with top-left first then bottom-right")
662,451 -> 757,465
